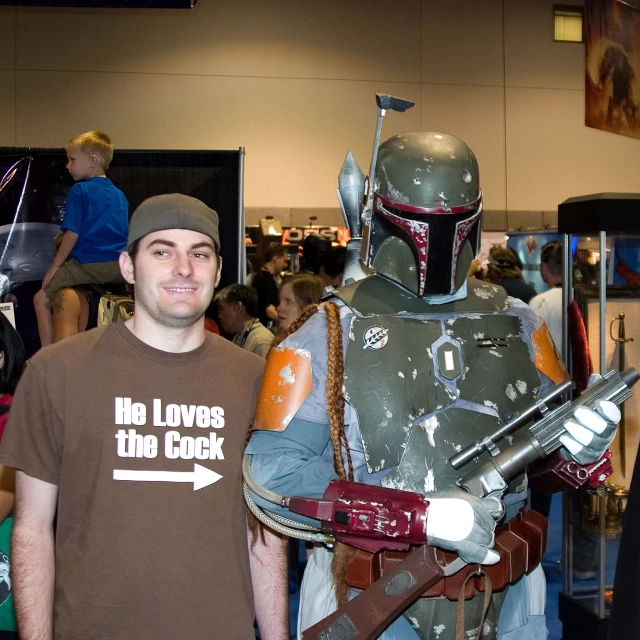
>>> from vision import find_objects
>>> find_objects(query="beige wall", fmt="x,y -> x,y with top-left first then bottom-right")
1,0 -> 639,228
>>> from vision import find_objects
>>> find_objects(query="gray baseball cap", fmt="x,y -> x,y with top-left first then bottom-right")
127,193 -> 220,251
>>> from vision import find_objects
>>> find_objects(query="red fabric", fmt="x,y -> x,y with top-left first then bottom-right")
568,300 -> 593,393
0,394 -> 12,443
204,317 -> 220,335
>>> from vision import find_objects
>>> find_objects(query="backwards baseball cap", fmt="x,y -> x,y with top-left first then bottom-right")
127,193 -> 220,252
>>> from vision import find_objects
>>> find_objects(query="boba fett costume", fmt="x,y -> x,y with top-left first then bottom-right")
246,132 -> 620,640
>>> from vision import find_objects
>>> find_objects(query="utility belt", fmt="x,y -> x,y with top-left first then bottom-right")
344,508 -> 547,601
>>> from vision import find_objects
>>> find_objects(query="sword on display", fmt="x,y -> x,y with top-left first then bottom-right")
611,312 -> 633,478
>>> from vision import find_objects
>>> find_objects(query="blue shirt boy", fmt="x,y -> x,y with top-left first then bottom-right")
61,177 -> 128,264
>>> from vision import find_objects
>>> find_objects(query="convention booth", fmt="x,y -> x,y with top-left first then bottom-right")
0,147 -> 245,354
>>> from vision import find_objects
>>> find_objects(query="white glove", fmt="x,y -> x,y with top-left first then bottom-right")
425,487 -> 503,565
559,382 -> 621,466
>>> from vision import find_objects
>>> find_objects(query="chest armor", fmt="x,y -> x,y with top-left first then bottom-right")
335,275 -> 541,494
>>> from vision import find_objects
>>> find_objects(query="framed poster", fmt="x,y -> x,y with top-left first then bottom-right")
586,0 -> 640,138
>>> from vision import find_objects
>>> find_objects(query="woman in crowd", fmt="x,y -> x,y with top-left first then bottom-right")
276,274 -> 323,332
0,312 -> 25,638
487,245 -> 538,304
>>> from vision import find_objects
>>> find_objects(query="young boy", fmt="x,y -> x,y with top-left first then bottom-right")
34,131 -> 129,347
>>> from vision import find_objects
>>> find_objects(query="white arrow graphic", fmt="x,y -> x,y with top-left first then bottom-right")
113,464 -> 223,491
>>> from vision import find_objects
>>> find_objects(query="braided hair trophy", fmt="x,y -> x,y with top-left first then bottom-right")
244,95 -> 633,640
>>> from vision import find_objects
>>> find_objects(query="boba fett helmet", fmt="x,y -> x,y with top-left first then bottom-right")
368,132 -> 482,297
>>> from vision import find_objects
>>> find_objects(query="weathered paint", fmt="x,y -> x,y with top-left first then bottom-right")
253,347 -> 312,432
531,321 -> 570,384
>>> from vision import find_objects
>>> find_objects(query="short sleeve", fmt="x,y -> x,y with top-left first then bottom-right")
60,183 -> 85,234
0,363 -> 64,485
529,294 -> 542,314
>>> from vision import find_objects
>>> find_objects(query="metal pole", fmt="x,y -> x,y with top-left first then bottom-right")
562,234 -> 572,367
238,147 -> 246,284
365,109 -> 386,214
600,231 -> 607,375
562,233 -> 574,595
599,493 -> 606,618
598,229 -> 607,618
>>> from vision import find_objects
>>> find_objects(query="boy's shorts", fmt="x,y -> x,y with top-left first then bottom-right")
44,258 -> 125,301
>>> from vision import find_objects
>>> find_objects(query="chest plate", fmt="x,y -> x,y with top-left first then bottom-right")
344,311 -> 540,492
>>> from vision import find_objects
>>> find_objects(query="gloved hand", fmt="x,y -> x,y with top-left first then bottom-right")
425,487 -> 503,565
559,375 -> 621,465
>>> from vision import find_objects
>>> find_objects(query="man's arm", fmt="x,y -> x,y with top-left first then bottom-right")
247,523 -> 289,640
12,472 -> 58,640
42,231 -> 79,289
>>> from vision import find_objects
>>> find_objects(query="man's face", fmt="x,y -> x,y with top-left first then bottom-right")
217,300 -> 243,334
66,147 -> 96,181
120,229 -> 221,330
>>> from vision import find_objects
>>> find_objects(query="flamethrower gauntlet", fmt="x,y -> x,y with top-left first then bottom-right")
246,420 -> 503,563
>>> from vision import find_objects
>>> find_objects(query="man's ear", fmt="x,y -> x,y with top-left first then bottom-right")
214,256 -> 222,288
119,252 -> 135,285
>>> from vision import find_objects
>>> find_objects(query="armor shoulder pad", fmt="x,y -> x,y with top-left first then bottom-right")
462,278 -> 509,311
253,347 -> 313,432
531,319 -> 570,385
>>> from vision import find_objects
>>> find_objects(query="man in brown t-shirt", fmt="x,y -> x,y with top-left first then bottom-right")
0,194 -> 289,640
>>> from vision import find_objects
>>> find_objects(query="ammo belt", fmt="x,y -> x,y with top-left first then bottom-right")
344,508 -> 547,601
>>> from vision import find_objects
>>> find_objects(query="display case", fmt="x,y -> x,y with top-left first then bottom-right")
558,194 -> 640,640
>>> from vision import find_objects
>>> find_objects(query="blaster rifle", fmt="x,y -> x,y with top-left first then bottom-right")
300,368 -> 639,640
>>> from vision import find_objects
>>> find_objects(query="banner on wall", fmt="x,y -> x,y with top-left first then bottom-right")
612,237 -> 640,285
585,0 -> 640,138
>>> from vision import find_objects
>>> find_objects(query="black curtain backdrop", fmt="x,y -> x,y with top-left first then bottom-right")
0,147 -> 242,287
0,147 -> 242,354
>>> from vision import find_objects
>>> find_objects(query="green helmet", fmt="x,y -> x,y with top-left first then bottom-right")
368,132 -> 482,297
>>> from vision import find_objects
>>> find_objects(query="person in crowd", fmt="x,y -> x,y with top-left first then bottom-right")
215,284 -> 275,358
529,240 -> 563,351
0,314 -> 24,442
252,242 -> 288,328
318,246 -> 346,289
487,245 -> 538,303
528,241 -> 566,521
0,312 -> 25,638
246,131 -> 619,639
0,194 -> 288,640
301,233 -> 332,275
53,281 -> 218,340
34,131 -> 129,348
468,257 -> 488,280
276,273 -> 323,332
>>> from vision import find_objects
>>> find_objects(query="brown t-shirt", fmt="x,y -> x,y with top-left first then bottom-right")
0,323 -> 265,640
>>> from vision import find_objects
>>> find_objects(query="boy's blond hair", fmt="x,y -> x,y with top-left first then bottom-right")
67,130 -> 114,171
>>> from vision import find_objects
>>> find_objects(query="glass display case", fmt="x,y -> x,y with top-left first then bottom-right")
557,193 -> 640,640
